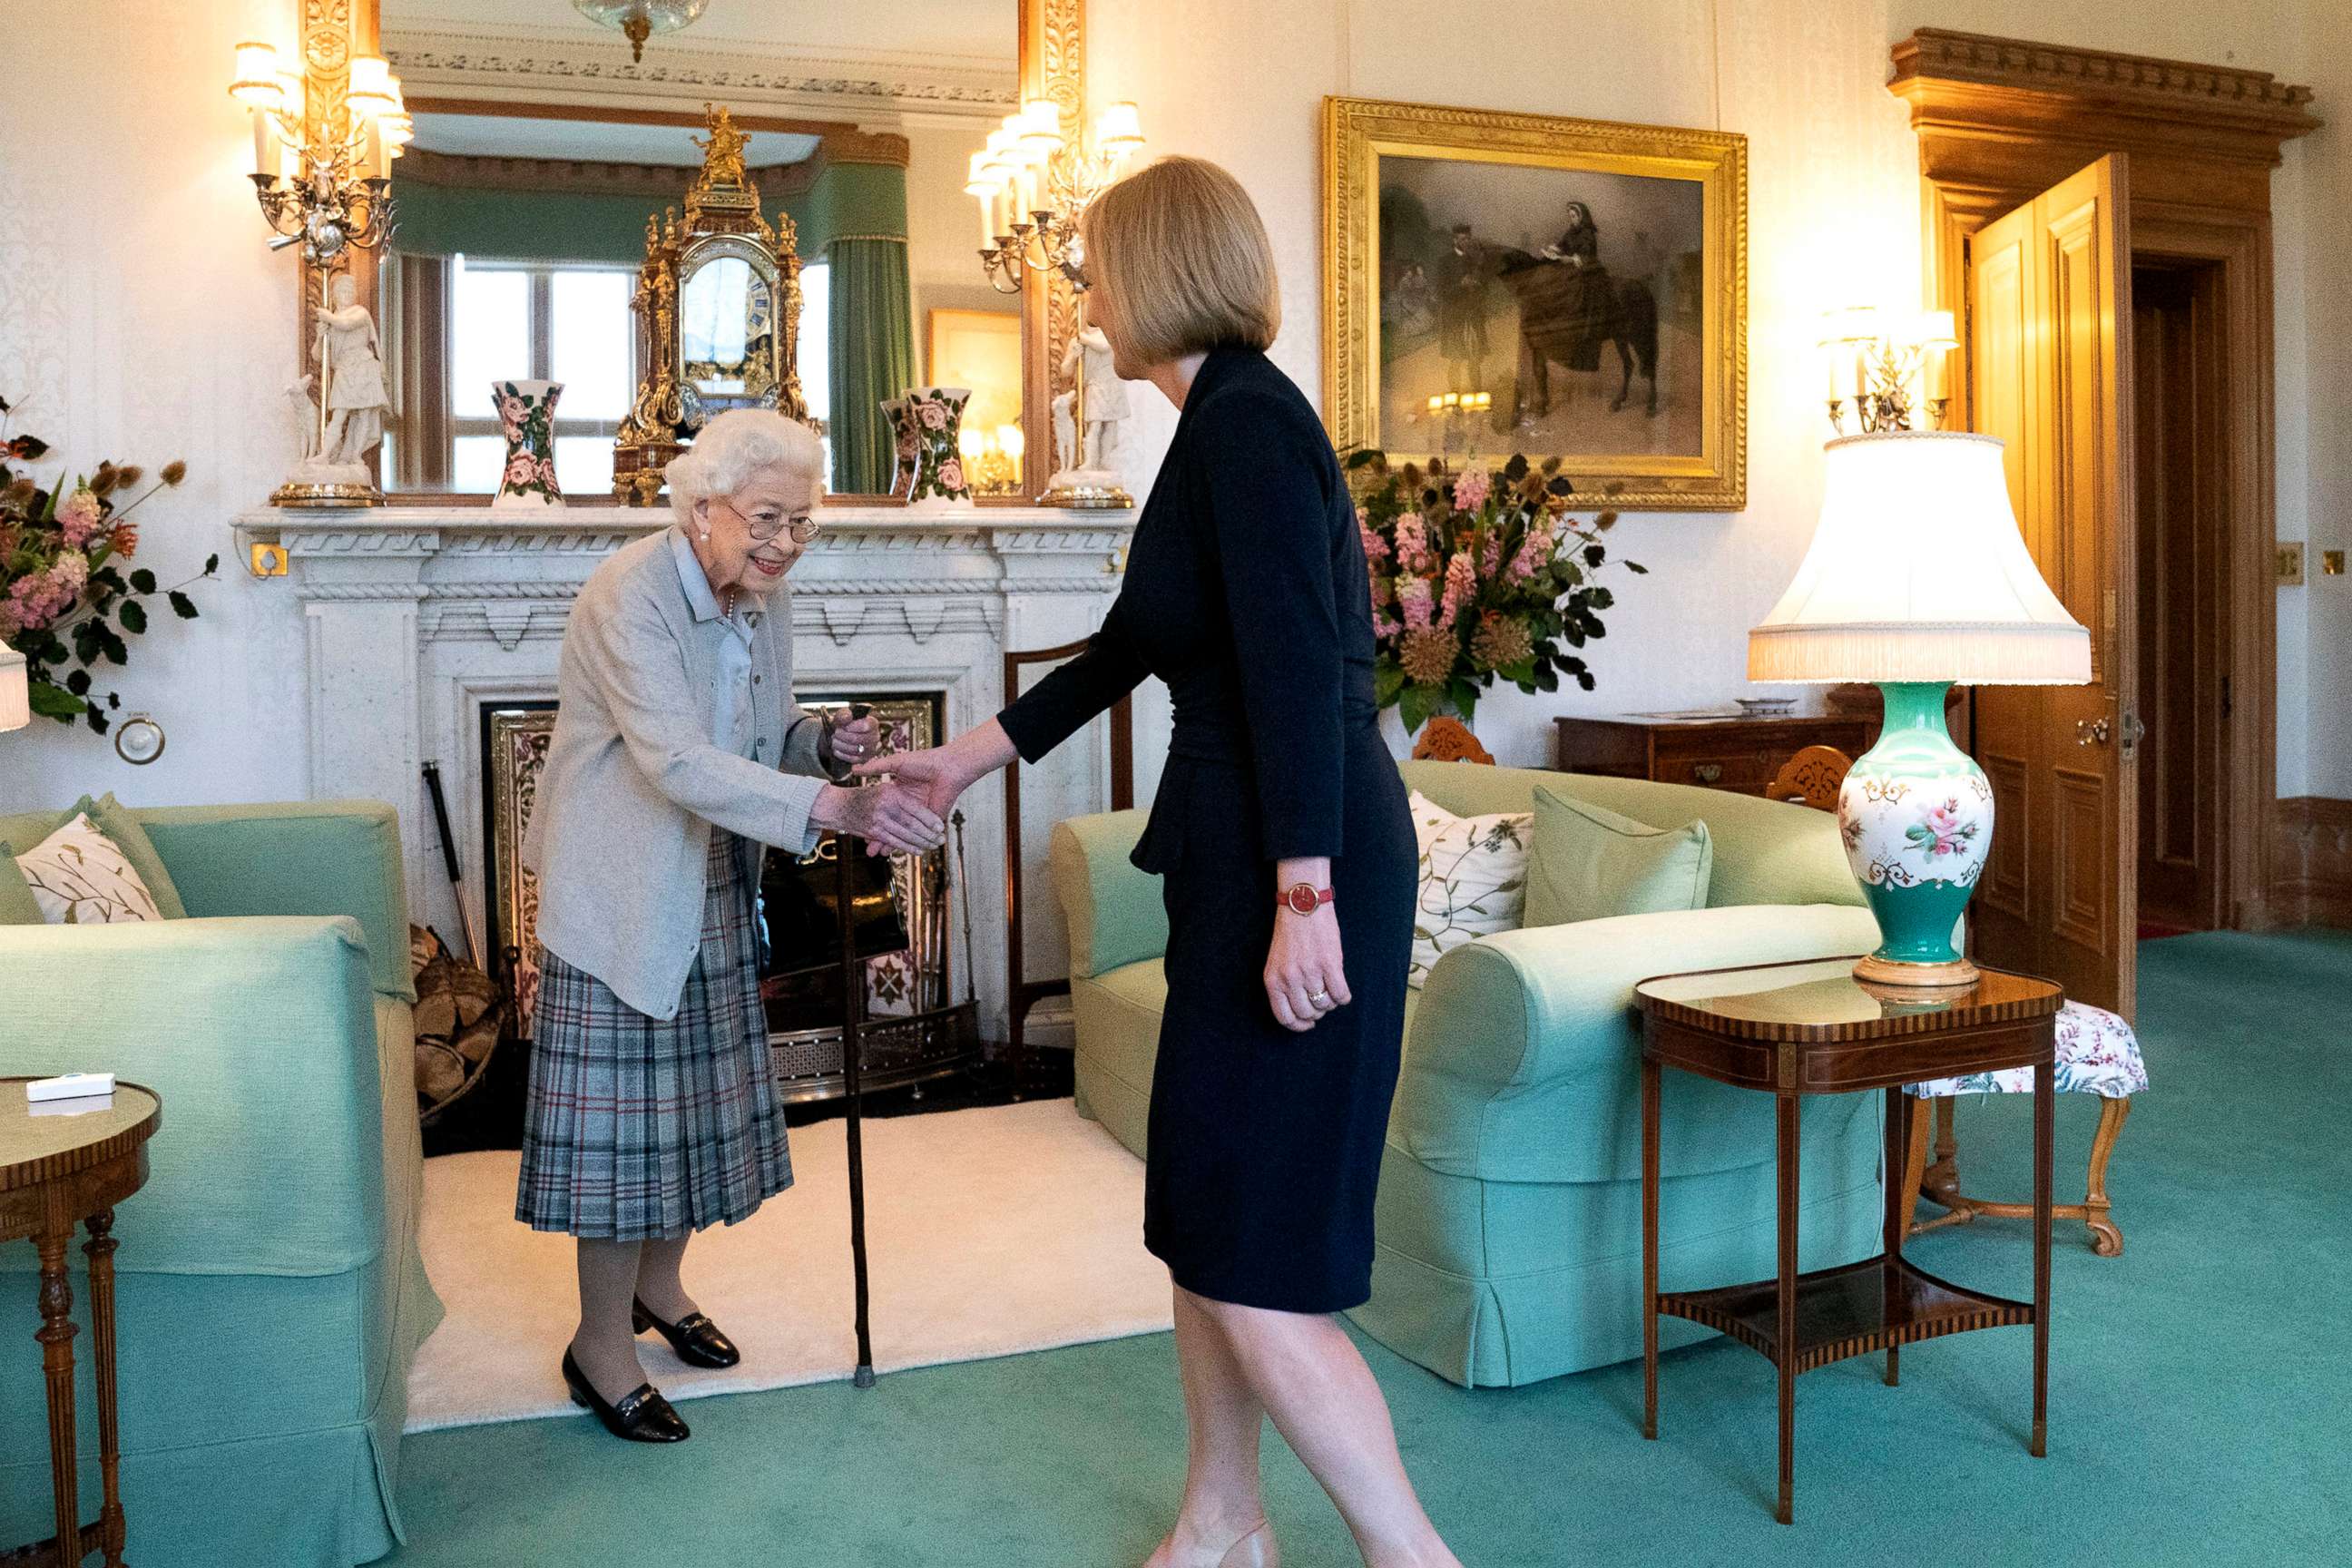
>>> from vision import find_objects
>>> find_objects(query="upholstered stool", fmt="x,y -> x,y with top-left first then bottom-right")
1900,1001 -> 2149,1256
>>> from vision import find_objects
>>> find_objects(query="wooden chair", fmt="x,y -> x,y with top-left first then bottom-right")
1765,743 -> 2147,1256
1411,715 -> 1494,765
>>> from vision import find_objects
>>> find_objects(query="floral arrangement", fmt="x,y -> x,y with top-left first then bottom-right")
1348,449 -> 1643,733
2,395 -> 215,733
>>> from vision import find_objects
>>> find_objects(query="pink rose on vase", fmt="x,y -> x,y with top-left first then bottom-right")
937,459 -> 965,492
55,485 -> 103,548
918,400 -> 946,431
500,394 -> 527,427
537,456 -> 561,490
505,453 -> 539,487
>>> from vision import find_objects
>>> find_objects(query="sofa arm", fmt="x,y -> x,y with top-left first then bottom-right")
1048,809 -> 1166,979
0,916 -> 391,1278
1393,903 -> 1883,1184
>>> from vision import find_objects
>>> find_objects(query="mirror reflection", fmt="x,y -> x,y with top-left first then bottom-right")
377,0 -> 1021,498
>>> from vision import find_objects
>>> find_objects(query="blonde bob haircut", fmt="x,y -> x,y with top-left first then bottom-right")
1081,155 -> 1280,367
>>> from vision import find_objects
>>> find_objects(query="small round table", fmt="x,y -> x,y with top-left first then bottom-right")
1634,960 -> 2060,1525
1,1079 -> 162,1568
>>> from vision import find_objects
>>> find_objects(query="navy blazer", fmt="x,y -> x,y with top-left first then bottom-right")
997,348 -> 1380,871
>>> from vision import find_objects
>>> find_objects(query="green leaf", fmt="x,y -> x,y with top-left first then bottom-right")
27,678 -> 83,718
96,625 -> 127,666
85,707 -> 110,735
1373,662 -> 1406,706
1626,561 -> 1649,574
129,568 -> 156,594
167,591 -> 198,619
64,669 -> 90,696
118,599 -> 147,634
1398,683 -> 1436,735
202,553 -> 220,575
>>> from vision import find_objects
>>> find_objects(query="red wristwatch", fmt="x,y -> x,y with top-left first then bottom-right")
1279,882 -> 1335,916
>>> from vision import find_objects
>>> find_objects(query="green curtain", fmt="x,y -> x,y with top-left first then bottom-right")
828,236 -> 914,495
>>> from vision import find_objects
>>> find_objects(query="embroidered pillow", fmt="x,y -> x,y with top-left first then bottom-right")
14,812 -> 169,925
0,793 -> 186,919
0,845 -> 41,926
1524,785 -> 1713,928
1406,789 -> 1532,990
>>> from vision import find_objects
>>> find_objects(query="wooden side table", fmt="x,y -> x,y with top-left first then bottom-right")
1,1080 -> 162,1568
1633,961 -> 2059,1524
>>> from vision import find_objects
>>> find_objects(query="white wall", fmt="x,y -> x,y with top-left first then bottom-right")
1,0 -> 2339,816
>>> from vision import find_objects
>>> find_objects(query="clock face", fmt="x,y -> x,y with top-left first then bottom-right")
113,715 -> 165,766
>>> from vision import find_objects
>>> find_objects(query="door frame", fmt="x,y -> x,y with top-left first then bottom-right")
1888,28 -> 2318,930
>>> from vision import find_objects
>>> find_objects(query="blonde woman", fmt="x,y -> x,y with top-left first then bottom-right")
518,410 -> 945,1442
867,160 -> 1458,1568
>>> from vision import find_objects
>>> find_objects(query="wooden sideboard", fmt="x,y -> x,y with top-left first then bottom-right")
1554,713 -> 1874,796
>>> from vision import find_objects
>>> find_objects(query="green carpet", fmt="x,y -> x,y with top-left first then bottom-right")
387,931 -> 2352,1566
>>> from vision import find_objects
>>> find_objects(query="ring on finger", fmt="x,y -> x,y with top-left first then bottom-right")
1308,988 -> 1333,1008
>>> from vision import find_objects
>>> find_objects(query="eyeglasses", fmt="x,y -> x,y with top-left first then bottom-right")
719,498 -> 821,544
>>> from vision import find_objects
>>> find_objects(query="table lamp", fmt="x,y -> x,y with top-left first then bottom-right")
1,645 -> 29,733
1748,430 -> 2090,986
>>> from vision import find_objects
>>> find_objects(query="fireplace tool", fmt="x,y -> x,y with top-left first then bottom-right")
833,706 -> 878,1388
419,761 -> 484,968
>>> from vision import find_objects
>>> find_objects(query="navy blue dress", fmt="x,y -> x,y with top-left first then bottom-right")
998,347 -> 1415,1313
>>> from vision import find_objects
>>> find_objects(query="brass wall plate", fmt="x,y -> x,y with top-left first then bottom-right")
2277,542 -> 2305,586
250,542 -> 289,577
2325,549 -> 2346,577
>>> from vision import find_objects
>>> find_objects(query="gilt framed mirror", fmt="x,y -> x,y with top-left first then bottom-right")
341,0 -> 1081,505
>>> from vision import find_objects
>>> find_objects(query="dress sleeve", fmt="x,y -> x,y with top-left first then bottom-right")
1197,390 -> 1346,862
995,598 -> 1149,764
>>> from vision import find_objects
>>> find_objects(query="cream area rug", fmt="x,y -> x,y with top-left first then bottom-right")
405,1099 -> 1171,1432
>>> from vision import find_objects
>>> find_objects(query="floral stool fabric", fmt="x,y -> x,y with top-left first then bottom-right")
1906,1000 -> 2149,1099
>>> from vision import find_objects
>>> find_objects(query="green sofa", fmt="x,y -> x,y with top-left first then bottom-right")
1049,760 -> 1890,1387
0,800 -> 441,1566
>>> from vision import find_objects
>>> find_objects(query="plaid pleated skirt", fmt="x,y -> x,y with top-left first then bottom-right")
515,830 -> 792,1240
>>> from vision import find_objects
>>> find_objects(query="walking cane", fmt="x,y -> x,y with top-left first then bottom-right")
833,720 -> 877,1390
420,761 -> 485,969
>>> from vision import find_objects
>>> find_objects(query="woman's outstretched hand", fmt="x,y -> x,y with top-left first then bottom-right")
811,779 -> 946,856
848,717 -> 1018,836
1267,857 -> 1349,1033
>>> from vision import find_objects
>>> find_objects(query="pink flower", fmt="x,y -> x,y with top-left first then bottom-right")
938,459 -> 965,492
1397,575 -> 1434,631
49,553 -> 87,597
0,604 -> 19,642
1436,553 -> 1475,632
536,456 -> 561,490
1452,468 -> 1490,514
918,400 -> 946,430
55,485 -> 103,548
1358,520 -> 1390,564
505,453 -> 539,486
500,394 -> 527,427
1394,513 -> 1429,573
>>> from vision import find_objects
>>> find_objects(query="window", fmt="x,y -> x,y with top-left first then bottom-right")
447,257 -> 636,497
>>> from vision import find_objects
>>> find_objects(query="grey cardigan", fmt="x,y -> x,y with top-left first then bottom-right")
524,528 -> 840,1019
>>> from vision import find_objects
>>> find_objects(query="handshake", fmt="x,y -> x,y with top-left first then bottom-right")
808,741 -> 981,858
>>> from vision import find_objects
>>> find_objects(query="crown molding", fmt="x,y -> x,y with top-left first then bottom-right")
384,24 -> 1018,117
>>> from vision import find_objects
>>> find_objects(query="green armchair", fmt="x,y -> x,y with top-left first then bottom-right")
1048,760 -> 1888,1387
0,800 -> 441,1566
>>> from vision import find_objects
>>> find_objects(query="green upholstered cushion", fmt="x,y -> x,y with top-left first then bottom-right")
0,793 -> 190,919
0,846 -> 37,925
1049,810 -> 1167,980
1524,785 -> 1712,928
1396,760 -> 1865,912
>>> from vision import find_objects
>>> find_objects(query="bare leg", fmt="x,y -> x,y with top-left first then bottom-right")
571,1238 -> 651,1400
635,1231 -> 701,1322
1189,1290 -> 1459,1568
1146,1286 -> 1270,1566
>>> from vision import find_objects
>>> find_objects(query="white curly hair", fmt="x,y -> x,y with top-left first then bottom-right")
665,409 -> 825,524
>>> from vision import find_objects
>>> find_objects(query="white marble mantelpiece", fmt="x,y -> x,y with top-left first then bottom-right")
234,503 -> 1142,1039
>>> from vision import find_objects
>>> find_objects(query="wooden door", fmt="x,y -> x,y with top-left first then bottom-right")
1965,156 -> 2141,1018
2131,264 -> 2229,932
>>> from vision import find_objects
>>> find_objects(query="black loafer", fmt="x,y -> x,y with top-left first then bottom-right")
562,1349 -> 691,1443
632,1297 -> 741,1369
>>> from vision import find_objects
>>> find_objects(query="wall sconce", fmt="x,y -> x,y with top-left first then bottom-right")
970,99 -> 1145,294
1819,307 -> 1957,436
229,40 -> 408,270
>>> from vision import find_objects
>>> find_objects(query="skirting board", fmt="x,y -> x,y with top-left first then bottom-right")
2267,798 -> 2352,928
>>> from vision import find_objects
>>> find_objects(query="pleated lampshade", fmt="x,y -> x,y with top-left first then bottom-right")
1748,430 -> 2091,686
2,644 -> 29,731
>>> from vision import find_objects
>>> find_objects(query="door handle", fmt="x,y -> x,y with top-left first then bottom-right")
2076,717 -> 2112,747
2120,710 -> 2145,757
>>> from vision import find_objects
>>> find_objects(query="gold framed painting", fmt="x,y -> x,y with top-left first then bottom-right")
1322,96 -> 1747,510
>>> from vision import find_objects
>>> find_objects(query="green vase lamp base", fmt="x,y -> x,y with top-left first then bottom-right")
1836,681 -> 1994,991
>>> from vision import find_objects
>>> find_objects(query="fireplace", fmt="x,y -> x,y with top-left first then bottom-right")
481,691 -> 981,1103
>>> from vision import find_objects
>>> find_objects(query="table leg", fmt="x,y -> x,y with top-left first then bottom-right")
2033,1058 -> 2053,1458
35,1224 -> 80,1568
86,1209 -> 127,1568
1642,1054 -> 1661,1441
1775,1092 -> 1799,1526
1883,1088 -> 1909,1388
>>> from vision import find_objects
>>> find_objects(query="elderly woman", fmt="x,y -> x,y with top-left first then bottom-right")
866,160 -> 1458,1568
518,409 -> 944,1444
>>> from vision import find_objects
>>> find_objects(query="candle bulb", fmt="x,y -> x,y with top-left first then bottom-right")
251,110 -> 278,180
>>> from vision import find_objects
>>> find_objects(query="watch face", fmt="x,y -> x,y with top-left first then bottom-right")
1285,883 -> 1319,915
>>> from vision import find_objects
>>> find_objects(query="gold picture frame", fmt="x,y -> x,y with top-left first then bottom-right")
1321,95 -> 1747,510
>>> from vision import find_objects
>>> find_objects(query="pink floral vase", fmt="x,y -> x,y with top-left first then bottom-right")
899,386 -> 973,508
880,397 -> 917,498
490,379 -> 564,510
